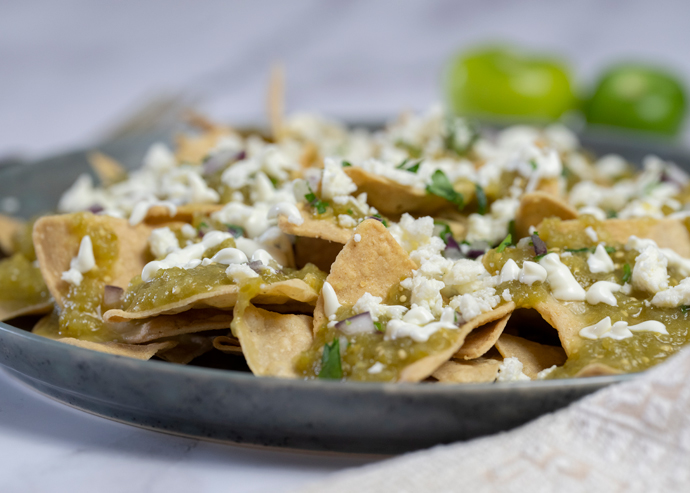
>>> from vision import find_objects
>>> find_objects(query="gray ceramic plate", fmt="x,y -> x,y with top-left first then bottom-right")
0,127 -> 681,454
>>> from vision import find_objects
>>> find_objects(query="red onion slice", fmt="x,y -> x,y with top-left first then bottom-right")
335,312 -> 375,336
532,234 -> 547,256
103,285 -> 124,311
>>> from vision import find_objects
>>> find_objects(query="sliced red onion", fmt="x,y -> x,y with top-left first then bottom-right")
444,236 -> 464,260
335,312 -> 375,336
367,215 -> 384,223
465,240 -> 490,259
87,205 -> 104,214
247,260 -> 264,273
532,234 -> 547,256
661,162 -> 690,187
103,285 -> 124,310
203,149 -> 245,175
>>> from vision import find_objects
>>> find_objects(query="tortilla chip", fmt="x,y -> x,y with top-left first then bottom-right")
515,191 -> 578,239
233,304 -> 312,377
57,337 -> 176,360
539,217 -> 690,256
277,204 -> 353,244
87,152 -> 127,186
399,302 -> 515,382
299,142 -> 320,170
156,333 -> 215,364
144,203 -> 223,225
533,297 -> 586,356
103,278 -> 318,322
312,219 -> 417,333
344,167 -> 448,216
432,356 -> 501,384
535,177 -> 562,196
267,62 -> 285,142
107,309 -> 234,344
0,214 -> 23,255
294,236 -> 344,272
495,333 -> 567,379
452,312 -> 511,360
575,363 -> 623,377
0,300 -> 52,323
33,214 -> 152,307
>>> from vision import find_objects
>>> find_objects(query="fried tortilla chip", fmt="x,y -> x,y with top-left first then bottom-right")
144,203 -> 223,225
399,302 -> 515,382
33,214 -> 152,307
539,217 -> 690,256
0,300 -> 52,323
156,333 -> 215,364
277,203 -> 353,244
432,356 -> 501,384
0,214 -> 23,256
574,363 -> 623,377
294,236 -> 344,272
344,167 -> 448,216
312,219 -> 417,332
494,333 -> 566,379
533,297 -> 587,356
103,278 -> 318,322
515,191 -> 578,239
57,337 -> 176,360
233,304 -> 312,377
107,309 -> 234,344
452,312 -> 512,360
87,152 -> 127,186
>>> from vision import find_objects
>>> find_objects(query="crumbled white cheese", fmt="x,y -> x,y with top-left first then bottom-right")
386,306 -> 458,343
352,293 -> 408,322
354,233 -> 362,243
367,362 -> 385,374
587,244 -> 614,274
400,276 -> 445,317
539,253 -> 586,301
337,214 -> 357,228
631,245 -> 668,294
585,281 -> 621,307
449,287 -> 500,322
268,202 -> 304,226
578,206 -> 607,221
149,227 -> 179,259
584,226 -> 598,242
536,365 -> 557,380
496,357 -> 530,382
61,236 -> 96,286
321,157 -> 357,200
225,263 -> 259,282
212,248 -> 248,265
652,278 -> 690,307
502,289 -> 513,302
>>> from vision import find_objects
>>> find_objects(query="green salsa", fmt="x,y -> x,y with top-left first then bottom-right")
0,254 -> 49,305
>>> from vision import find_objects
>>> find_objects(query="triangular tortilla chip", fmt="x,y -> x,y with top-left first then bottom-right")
156,333 -> 215,364
574,363 -> 623,377
88,152 -> 127,186
294,236 -> 344,272
233,304 -> 312,377
453,312 -> 512,360
144,203 -> 223,225
533,297 -> 587,356
0,300 -> 52,322
107,309 -> 234,344
277,203 -> 353,244
494,333 -> 566,379
515,191 -> 578,239
432,356 -> 501,384
399,302 -> 515,382
33,213 -> 152,307
0,214 -> 23,255
344,167 -> 448,216
539,217 -> 690,256
104,278 -> 318,322
312,219 -> 417,333
57,337 -> 176,360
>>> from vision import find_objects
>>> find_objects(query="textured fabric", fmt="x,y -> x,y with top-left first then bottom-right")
298,348 -> 690,492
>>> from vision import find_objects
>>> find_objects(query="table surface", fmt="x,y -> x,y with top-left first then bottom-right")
0,370 -> 376,492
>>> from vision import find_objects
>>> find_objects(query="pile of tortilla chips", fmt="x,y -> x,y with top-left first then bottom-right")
3,100 -> 690,384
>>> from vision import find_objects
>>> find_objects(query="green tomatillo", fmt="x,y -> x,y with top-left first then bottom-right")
584,64 -> 687,136
446,46 -> 576,121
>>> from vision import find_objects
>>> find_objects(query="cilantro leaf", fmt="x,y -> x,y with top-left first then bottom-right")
342,160 -> 352,167
397,158 -> 422,173
605,246 -> 616,254
496,234 -> 512,253
565,247 -> 590,253
508,220 -> 516,243
304,184 -> 330,215
529,159 -> 538,170
374,321 -> 384,333
682,305 -> 690,314
475,184 -> 487,215
434,220 -> 453,244
622,263 -> 632,284
318,338 -> 343,380
396,158 -> 410,169
371,213 -> 388,227
607,209 -> 618,219
426,170 -> 464,210
225,224 -> 245,238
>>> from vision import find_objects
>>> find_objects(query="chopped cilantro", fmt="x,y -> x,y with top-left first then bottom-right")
396,158 -> 410,169
406,161 -> 421,173
534,253 -> 547,261
443,117 -> 478,156
318,338 -> 342,380
394,140 -> 423,158
396,158 -> 422,173
507,220 -> 516,243
305,184 -> 329,215
561,166 -> 573,179
374,321 -> 384,333
622,263 -> 632,284
268,176 -> 279,188
198,222 -> 209,229
475,184 -> 487,215
346,208 -> 354,215
371,213 -> 388,227
225,224 -> 245,238
682,305 -> 690,314
565,247 -> 590,253
529,159 -> 538,170
496,234 -> 512,253
434,220 -> 453,244
342,160 -> 352,167
426,170 -> 464,210
605,246 -> 616,254
607,209 -> 618,219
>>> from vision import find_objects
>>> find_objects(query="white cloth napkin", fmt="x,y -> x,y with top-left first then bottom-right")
298,348 -> 690,492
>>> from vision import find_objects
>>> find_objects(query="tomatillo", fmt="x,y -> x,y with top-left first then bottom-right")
585,64 -> 687,136
446,46 -> 576,121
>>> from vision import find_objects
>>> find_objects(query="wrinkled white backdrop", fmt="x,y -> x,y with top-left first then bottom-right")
2,0 -> 690,159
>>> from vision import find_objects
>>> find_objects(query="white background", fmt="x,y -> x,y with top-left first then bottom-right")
2,1 -> 690,491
